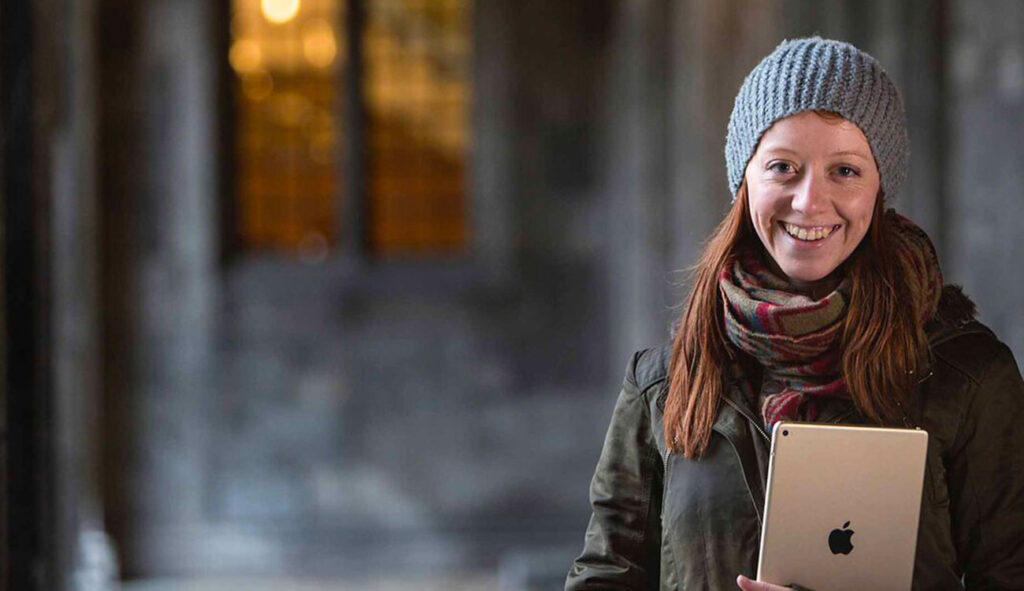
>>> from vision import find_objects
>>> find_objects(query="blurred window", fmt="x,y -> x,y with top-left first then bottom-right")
364,0 -> 471,256
229,0 -> 471,259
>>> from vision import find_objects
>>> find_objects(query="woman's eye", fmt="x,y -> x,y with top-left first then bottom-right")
836,166 -> 859,177
768,162 -> 793,174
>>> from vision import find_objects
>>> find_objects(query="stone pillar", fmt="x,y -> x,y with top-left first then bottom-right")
604,0 -> 672,365
888,0 -> 949,251
472,0 -> 516,288
51,0 -> 122,588
100,0 -> 220,574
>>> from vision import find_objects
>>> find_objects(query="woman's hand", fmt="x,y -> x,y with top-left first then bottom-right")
736,574 -> 792,590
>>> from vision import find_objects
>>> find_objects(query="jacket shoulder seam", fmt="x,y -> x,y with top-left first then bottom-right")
930,327 -> 1003,386
632,344 -> 671,394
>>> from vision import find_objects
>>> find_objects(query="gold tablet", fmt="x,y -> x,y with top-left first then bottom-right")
756,422 -> 928,591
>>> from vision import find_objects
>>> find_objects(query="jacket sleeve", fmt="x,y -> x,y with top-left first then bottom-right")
945,340 -> 1024,589
565,350 -> 664,590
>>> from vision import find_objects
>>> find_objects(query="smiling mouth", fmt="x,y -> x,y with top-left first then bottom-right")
780,222 -> 841,242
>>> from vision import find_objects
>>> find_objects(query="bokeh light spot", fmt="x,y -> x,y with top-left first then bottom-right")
230,39 -> 262,73
303,18 -> 337,68
261,0 -> 301,24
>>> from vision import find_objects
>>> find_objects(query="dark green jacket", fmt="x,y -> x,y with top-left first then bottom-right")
566,287 -> 1024,590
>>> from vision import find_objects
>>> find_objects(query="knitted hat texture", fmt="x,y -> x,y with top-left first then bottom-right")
725,36 -> 908,200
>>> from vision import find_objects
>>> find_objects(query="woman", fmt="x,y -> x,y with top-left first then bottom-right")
565,37 -> 1024,590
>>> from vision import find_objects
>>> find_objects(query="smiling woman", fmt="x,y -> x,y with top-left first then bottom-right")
744,110 -> 879,295
566,36 -> 1024,590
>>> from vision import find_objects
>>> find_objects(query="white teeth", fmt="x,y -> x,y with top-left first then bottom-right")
784,223 -> 837,241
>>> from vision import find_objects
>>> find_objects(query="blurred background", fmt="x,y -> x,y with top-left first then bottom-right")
1,0 -> 1023,589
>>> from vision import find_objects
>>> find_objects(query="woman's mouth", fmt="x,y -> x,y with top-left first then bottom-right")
780,222 -> 841,242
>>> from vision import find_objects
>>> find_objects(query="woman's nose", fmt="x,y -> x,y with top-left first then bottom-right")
791,171 -> 829,214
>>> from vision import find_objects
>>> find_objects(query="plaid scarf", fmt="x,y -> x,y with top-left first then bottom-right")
719,210 -> 942,428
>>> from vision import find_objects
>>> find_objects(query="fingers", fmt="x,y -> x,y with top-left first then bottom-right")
736,574 -> 790,590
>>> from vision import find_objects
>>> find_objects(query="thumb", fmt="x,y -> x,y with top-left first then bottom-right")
736,574 -> 782,590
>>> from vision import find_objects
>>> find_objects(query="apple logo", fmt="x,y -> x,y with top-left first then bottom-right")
828,521 -> 855,555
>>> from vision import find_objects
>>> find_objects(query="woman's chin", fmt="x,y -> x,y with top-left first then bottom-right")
777,265 -> 840,293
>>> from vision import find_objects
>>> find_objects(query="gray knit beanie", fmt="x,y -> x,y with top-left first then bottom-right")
725,36 -> 908,200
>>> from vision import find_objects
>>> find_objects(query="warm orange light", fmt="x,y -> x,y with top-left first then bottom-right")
269,92 -> 313,127
302,19 -> 337,68
261,0 -> 300,24
242,70 -> 274,101
230,11 -> 260,39
229,39 -> 262,73
308,129 -> 336,165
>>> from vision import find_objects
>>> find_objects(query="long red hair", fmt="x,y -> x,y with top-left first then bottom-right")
664,174 -> 929,458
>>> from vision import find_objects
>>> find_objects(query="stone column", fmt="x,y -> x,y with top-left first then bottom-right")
51,0 -> 122,588
604,0 -> 672,366
100,0 -> 220,574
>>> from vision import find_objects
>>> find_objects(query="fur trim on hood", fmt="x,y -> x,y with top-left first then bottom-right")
927,284 -> 979,331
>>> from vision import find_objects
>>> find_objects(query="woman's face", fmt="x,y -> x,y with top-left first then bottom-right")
743,110 -> 880,291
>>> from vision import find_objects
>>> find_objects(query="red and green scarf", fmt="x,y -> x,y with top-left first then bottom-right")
719,210 -> 943,428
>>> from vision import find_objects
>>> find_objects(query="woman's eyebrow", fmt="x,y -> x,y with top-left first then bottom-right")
760,146 -> 799,156
760,146 -> 871,160
830,150 -> 872,160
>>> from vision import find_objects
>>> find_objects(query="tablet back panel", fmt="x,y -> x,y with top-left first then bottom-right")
756,422 -> 928,591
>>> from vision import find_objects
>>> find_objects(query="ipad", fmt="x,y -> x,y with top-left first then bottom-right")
756,422 -> 928,591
